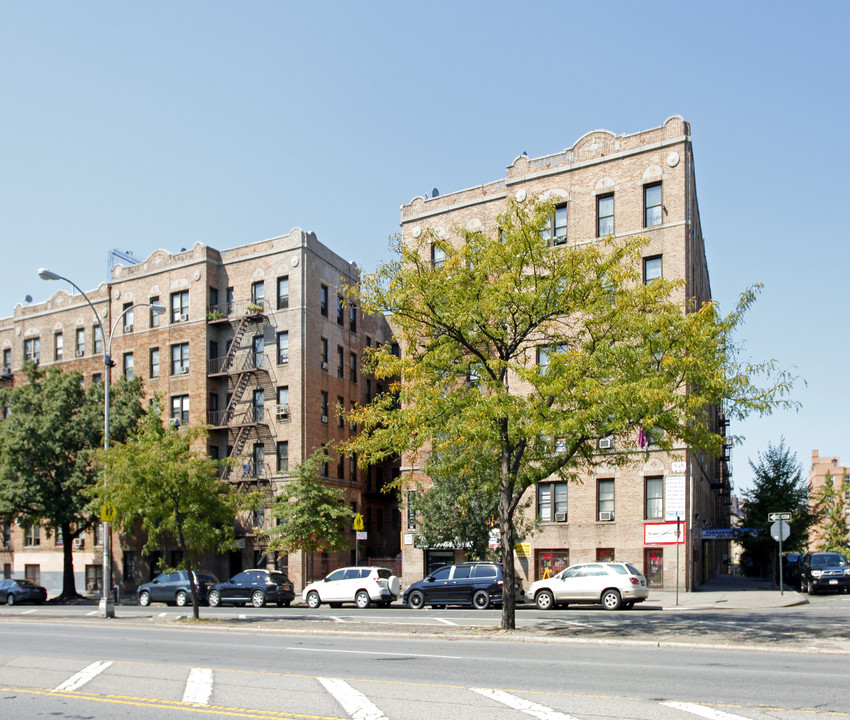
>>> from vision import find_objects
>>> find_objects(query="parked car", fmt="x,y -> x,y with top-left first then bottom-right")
303,566 -> 400,608
528,561 -> 648,611
403,562 -> 524,610
0,578 -> 48,605
208,569 -> 295,608
782,552 -> 803,588
138,571 -> 220,607
798,552 -> 850,594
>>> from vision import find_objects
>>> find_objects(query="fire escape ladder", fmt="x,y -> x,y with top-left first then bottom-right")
220,316 -> 250,374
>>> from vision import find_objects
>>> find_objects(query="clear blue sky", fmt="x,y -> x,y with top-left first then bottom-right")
2,2 -> 847,499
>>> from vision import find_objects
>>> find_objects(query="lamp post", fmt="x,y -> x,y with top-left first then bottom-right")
39,268 -> 164,618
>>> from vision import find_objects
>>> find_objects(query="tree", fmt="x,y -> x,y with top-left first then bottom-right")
263,450 -> 354,582
346,195 -> 796,630
0,363 -> 143,600
739,439 -> 815,580
811,471 -> 850,553
94,404 -> 257,619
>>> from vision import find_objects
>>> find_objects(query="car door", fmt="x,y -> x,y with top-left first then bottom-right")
552,565 -> 588,601
150,574 -> 174,603
447,564 -> 474,604
222,572 -> 251,604
321,569 -> 348,602
421,565 -> 453,604
581,564 -> 611,601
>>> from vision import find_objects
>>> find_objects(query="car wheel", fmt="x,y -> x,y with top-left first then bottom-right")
175,591 -> 188,607
7,594 -> 15,606
208,590 -> 221,607
355,590 -> 371,609
138,591 -> 151,607
251,590 -> 266,608
601,589 -> 622,611
535,590 -> 555,610
472,590 -> 490,610
407,590 -> 425,609
306,591 -> 321,609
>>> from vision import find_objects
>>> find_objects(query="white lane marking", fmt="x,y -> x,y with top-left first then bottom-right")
53,661 -> 113,692
329,616 -> 346,623
662,701 -> 752,719
85,610 -> 98,617
433,617 -> 458,626
471,687 -> 580,720
318,676 -> 388,720
182,667 -> 214,705
158,612 -> 167,617
287,647 -> 462,659
238,614 -> 247,620
20,609 -> 37,614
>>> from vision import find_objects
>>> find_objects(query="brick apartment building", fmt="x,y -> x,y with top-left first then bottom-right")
0,229 -> 400,596
398,116 -> 732,591
808,450 -> 850,549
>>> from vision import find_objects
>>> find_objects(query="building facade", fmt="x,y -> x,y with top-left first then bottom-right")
0,229 -> 400,596
808,450 -> 850,550
397,117 -> 732,591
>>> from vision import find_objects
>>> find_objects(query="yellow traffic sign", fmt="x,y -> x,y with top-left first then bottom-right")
353,513 -> 364,531
100,502 -> 116,523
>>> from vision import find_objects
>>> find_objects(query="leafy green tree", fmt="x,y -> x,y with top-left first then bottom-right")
0,363 -> 143,599
264,450 -> 354,582
739,440 -> 815,580
346,195 -> 796,629
94,404 -> 257,619
812,471 -> 850,553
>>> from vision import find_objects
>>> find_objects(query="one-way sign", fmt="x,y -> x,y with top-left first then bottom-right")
768,512 -> 791,521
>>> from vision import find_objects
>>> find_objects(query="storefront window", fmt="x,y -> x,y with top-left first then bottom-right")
644,548 -> 664,587
536,549 -> 570,580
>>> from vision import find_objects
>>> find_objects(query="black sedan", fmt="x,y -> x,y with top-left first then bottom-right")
0,578 -> 47,605
208,569 -> 295,608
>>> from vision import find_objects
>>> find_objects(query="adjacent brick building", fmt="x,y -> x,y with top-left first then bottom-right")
397,117 -> 732,591
808,450 -> 850,549
0,229 -> 400,596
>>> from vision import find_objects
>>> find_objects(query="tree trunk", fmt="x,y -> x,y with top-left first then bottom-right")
176,514 -> 200,620
60,523 -> 81,599
499,455 -> 516,630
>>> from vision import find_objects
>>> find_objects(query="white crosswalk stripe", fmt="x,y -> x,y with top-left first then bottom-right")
662,701 -> 753,720
182,667 -> 214,705
318,676 -> 388,720
470,687 -> 581,720
53,660 -> 113,692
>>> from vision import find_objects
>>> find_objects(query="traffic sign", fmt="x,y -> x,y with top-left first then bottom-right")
770,520 -> 790,542
768,512 -> 791,522
356,531 -> 367,540
353,513 -> 364,531
100,502 -> 116,523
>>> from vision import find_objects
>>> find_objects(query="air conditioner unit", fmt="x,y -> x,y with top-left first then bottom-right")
598,436 -> 614,450
321,415 -> 328,424
1,366 -> 10,375
123,324 -> 134,333
598,511 -> 614,522
75,349 -> 84,357
73,538 -> 85,549
180,313 -> 189,322
179,366 -> 189,374
276,405 -> 289,421
554,512 -> 567,522
321,361 -> 328,370
169,418 -> 180,427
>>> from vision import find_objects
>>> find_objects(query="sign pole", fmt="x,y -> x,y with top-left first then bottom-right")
675,516 -> 681,606
778,519 -> 784,595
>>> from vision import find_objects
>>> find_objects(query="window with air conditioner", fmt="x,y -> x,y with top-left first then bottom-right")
598,435 -> 614,450
73,538 -> 85,549
597,479 -> 614,521
537,482 -> 567,522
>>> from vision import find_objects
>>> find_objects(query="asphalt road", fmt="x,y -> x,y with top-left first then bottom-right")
1,620 -> 848,720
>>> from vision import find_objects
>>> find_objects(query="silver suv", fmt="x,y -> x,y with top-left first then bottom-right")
302,566 -> 400,608
528,561 -> 648,611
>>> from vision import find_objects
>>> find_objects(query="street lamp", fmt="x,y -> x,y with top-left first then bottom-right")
39,268 -> 165,618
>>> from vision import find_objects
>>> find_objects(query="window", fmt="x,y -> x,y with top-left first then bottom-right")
320,284 -> 329,317
644,182 -> 662,227
350,352 -> 357,383
536,550 -> 570,581
321,450 -> 329,477
170,343 -> 189,375
253,335 -> 265,368
150,297 -> 161,327
337,346 -> 345,378
597,193 -> 614,237
541,203 -> 568,245
645,476 -> 664,519
75,328 -> 85,357
596,548 -> 615,562
643,255 -> 662,284
171,395 -> 190,425
251,281 -> 265,309
24,337 -> 41,363
276,386 -> 289,421
337,452 -> 345,478
321,391 -> 328,422
93,522 -> 103,546
349,304 -> 357,333
644,548 -> 663,587
85,564 -> 102,593
122,352 -> 134,379
92,373 -> 102,384
277,331 -> 289,364
253,389 -> 265,422
150,348 -> 160,379
54,332 -> 63,361
277,276 -> 289,309
277,441 -> 289,473
25,564 -> 41,586
123,303 -> 134,332
350,453 -> 357,482
320,337 -> 328,369
123,551 -> 135,582
93,325 -> 103,354
337,295 -> 344,325
338,397 -> 345,428
171,290 -> 189,322
2,348 -> 11,373
25,525 -> 40,546
537,343 -> 567,373
226,286 -> 234,313
431,244 -> 446,269
537,482 -> 568,522
253,443 -> 265,476
597,479 -> 615,520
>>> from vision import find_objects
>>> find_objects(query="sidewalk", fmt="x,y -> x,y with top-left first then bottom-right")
648,574 -> 807,610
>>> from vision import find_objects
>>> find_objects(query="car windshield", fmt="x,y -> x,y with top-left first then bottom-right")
268,572 -> 289,584
813,554 -> 848,567
15,579 -> 37,588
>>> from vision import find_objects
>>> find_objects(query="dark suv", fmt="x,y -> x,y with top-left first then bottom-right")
798,552 -> 850,594
137,571 -> 219,607
403,562 -> 524,610
208,569 -> 295,608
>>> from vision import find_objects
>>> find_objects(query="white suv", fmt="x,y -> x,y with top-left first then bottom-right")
302,566 -> 400,608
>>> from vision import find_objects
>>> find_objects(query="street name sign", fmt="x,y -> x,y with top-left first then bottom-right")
768,512 -> 791,521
